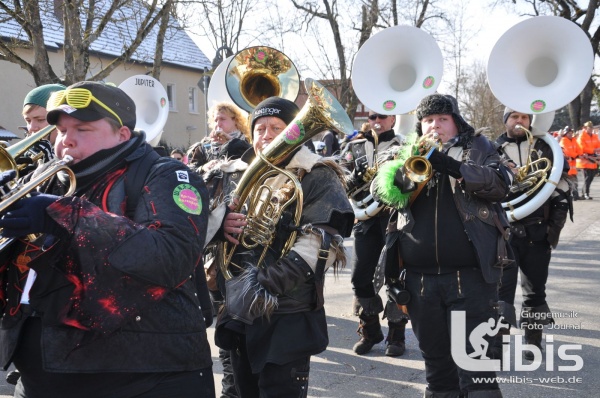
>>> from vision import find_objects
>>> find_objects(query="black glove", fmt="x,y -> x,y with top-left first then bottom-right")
393,167 -> 417,193
14,157 -> 37,176
0,192 -> 63,238
0,170 -> 17,197
353,156 -> 369,181
427,149 -> 463,179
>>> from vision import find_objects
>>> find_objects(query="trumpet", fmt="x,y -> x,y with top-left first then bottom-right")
0,125 -> 76,251
401,132 -> 442,205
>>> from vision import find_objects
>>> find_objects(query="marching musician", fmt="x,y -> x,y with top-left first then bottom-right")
214,97 -> 354,397
2,83 -> 68,387
345,111 -> 408,357
0,81 -> 215,397
576,121 -> 600,200
559,126 -> 581,200
374,94 -> 511,397
495,108 -> 571,361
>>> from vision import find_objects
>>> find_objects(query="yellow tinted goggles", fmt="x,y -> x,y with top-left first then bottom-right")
48,88 -> 123,126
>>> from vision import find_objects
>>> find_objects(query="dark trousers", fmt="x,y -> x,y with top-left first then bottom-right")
351,217 -> 387,298
499,237 -> 551,309
13,317 -> 216,398
229,333 -> 310,398
583,168 -> 596,195
220,347 -> 238,398
405,268 -> 500,394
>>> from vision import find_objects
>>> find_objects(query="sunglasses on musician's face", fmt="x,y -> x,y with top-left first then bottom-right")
368,114 -> 389,121
48,88 -> 123,126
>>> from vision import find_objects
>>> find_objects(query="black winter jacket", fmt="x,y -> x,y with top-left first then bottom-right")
389,132 -> 512,284
0,137 -> 212,372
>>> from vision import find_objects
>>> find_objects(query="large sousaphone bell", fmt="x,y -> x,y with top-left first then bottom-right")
118,75 -> 169,146
487,16 -> 594,221
350,26 -> 443,220
207,46 -> 300,113
352,25 -> 443,115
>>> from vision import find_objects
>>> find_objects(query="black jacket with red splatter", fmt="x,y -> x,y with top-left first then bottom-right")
0,133 -> 212,373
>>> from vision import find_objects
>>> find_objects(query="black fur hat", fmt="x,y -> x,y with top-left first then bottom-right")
415,94 -> 474,137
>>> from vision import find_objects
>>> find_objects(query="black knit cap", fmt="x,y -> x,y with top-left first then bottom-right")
46,81 -> 136,131
415,93 -> 473,136
250,97 -> 299,133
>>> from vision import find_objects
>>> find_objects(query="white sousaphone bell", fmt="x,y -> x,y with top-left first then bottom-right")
487,16 -> 594,221
118,75 -> 170,147
206,46 -> 300,114
350,25 -> 443,220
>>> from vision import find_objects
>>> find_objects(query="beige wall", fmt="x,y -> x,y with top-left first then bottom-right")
0,49 -> 207,152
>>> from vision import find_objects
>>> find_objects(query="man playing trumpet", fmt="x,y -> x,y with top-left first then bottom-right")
373,94 -> 511,397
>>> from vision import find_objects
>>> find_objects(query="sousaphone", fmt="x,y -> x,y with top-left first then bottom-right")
119,75 -> 169,146
487,16 -> 594,221
350,26 -> 443,220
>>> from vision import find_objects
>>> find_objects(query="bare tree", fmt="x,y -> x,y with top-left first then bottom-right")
457,60 -> 505,138
0,0 -> 174,85
493,0 -> 599,129
188,0 -> 259,59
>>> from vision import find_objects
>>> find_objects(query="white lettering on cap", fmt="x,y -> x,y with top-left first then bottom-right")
56,104 -> 77,114
254,107 -> 282,117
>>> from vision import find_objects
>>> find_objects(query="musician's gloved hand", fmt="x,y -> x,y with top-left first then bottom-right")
393,167 -> 417,194
428,149 -> 463,179
0,170 -> 17,193
353,157 -> 369,181
0,192 -> 63,238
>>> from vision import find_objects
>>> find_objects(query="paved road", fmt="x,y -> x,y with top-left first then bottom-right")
1,179 -> 599,397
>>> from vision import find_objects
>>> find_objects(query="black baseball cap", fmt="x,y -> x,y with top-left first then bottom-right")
46,81 -> 136,131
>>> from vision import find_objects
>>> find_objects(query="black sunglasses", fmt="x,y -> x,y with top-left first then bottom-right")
368,114 -> 389,121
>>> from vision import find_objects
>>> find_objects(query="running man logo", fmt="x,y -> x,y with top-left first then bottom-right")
450,311 -> 583,372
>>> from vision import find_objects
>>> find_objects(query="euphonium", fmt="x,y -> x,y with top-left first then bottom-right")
0,125 -> 77,251
220,78 -> 353,280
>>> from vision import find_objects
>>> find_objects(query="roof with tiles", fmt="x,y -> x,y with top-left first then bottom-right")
0,0 -> 210,70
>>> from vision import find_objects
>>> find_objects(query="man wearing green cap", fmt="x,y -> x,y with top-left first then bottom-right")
22,83 -> 66,139
18,84 -> 66,174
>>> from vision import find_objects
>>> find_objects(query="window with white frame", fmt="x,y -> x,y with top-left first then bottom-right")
189,87 -> 198,113
167,84 -> 176,111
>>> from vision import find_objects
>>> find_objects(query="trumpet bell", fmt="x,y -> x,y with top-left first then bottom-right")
118,75 -> 169,146
225,46 -> 300,113
487,16 -> 594,114
404,156 -> 432,183
352,26 -> 443,115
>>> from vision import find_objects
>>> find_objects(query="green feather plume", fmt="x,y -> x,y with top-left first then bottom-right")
372,132 -> 420,209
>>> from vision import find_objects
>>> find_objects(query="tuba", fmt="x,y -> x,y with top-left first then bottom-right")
220,78 -> 354,279
207,46 -> 300,113
349,25 -> 443,220
0,125 -> 76,251
118,75 -> 169,146
487,16 -> 593,221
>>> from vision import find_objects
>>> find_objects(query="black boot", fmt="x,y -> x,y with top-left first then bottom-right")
6,369 -> 20,385
385,319 -> 407,356
523,328 -> 543,361
353,314 -> 384,355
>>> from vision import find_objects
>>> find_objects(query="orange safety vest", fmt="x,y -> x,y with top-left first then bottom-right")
576,132 -> 600,169
560,135 -> 581,175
